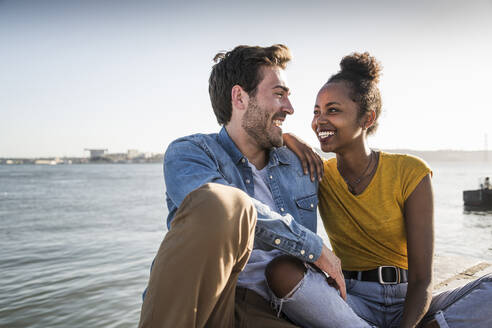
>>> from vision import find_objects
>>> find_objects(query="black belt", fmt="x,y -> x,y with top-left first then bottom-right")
343,266 -> 408,284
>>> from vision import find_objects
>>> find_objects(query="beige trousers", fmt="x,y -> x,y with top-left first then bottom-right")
138,183 -> 298,328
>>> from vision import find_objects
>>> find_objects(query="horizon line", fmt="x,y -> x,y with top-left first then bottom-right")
2,148 -> 492,160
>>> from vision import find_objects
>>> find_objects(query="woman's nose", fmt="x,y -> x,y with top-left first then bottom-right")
316,113 -> 329,124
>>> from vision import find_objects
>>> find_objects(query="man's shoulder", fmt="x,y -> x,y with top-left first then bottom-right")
170,132 -> 219,146
274,146 -> 302,168
165,132 -> 220,155
272,146 -> 313,180
274,146 -> 319,193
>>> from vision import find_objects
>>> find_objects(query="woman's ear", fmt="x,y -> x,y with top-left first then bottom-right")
231,85 -> 248,111
361,110 -> 376,130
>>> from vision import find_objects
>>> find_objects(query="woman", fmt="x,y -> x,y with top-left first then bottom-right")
270,52 -> 492,328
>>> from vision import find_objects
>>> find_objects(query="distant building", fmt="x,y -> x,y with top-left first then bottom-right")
34,158 -> 65,165
105,153 -> 127,163
84,148 -> 108,160
34,159 -> 58,165
127,149 -> 141,159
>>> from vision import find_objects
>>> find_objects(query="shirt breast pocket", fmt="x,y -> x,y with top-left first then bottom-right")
295,194 -> 318,229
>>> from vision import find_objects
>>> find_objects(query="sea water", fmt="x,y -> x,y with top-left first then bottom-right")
0,162 -> 491,327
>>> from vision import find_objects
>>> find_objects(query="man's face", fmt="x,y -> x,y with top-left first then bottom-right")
241,66 -> 294,150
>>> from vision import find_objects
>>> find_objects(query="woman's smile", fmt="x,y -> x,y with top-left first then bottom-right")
312,82 -> 361,153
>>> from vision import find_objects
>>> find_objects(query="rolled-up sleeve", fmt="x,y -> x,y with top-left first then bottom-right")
252,199 -> 323,262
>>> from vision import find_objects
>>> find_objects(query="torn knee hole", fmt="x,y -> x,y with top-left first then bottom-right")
265,255 -> 306,298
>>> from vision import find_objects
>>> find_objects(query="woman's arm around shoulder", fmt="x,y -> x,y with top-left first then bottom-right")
282,133 -> 324,182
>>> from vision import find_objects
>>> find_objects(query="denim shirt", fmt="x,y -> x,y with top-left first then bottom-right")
164,127 -> 322,262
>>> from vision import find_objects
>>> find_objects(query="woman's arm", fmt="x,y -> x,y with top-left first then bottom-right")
282,133 -> 324,182
400,174 -> 434,328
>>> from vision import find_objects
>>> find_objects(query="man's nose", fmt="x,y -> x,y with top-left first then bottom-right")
282,98 -> 294,115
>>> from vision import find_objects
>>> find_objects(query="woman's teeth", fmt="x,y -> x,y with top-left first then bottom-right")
273,120 -> 283,127
318,131 -> 335,138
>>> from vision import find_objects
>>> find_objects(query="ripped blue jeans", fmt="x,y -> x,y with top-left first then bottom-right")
268,265 -> 492,328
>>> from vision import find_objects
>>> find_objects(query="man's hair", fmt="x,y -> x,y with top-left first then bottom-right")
209,44 -> 292,125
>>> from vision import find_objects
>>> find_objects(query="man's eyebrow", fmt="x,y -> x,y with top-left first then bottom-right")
272,85 -> 290,93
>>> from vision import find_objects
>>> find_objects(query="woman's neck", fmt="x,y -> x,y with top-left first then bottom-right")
336,141 -> 378,195
336,141 -> 373,176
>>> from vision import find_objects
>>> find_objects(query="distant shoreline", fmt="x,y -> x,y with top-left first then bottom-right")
0,154 -> 163,165
1,150 -> 491,165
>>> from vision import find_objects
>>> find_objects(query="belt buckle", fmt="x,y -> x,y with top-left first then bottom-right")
378,266 -> 399,285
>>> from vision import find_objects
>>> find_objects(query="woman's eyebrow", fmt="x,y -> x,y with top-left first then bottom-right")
315,101 -> 341,109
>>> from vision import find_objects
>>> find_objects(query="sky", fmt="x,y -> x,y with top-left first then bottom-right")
1,0 -> 492,158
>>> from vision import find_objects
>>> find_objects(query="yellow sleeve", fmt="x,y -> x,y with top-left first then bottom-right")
399,154 -> 432,201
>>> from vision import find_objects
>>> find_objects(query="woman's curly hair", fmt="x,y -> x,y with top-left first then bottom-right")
328,52 -> 382,135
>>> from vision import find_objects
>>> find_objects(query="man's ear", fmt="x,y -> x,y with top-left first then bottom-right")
231,85 -> 248,111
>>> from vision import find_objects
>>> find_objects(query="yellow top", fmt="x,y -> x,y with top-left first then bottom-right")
319,152 -> 431,271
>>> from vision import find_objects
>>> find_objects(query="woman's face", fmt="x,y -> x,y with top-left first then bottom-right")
312,82 -> 364,153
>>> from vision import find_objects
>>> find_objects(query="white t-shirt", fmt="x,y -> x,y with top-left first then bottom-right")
237,162 -> 283,300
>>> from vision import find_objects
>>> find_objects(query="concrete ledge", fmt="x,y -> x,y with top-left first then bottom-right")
433,254 -> 492,293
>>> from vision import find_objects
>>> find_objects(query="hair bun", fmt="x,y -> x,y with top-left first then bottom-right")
339,52 -> 382,83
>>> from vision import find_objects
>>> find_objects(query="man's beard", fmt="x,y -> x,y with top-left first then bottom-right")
241,98 -> 283,149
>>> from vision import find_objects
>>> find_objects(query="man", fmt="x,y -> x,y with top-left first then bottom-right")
484,177 -> 491,189
138,44 -> 344,327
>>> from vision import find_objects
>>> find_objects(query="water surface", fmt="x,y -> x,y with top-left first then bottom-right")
0,162 -> 491,327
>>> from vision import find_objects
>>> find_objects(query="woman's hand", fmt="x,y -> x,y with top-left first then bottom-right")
283,133 -> 324,182
313,245 -> 347,300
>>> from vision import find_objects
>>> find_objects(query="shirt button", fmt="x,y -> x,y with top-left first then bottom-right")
274,238 -> 281,245
245,179 -> 250,184
308,254 -> 314,260
300,250 -> 305,255
269,175 -> 273,179
241,158 -> 246,163
310,203 -> 314,208
280,208 -> 284,212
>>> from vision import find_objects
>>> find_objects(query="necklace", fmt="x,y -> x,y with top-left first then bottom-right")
338,150 -> 375,193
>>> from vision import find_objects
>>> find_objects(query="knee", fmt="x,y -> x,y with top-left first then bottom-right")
198,182 -> 252,208
180,183 -> 257,233
265,255 -> 306,298
477,272 -> 492,284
